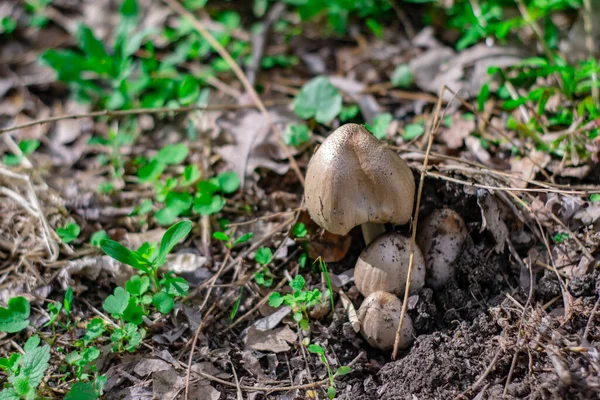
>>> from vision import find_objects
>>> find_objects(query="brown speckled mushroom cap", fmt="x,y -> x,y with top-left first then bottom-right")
357,291 -> 414,350
416,208 -> 468,289
304,124 -> 415,236
354,232 -> 426,298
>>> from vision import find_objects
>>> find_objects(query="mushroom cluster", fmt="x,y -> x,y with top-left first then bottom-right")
304,124 -> 468,351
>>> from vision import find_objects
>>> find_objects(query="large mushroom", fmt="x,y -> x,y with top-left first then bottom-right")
305,124 -> 415,244
354,232 -> 426,298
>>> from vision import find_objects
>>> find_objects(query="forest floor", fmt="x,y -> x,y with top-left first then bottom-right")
1,0 -> 600,399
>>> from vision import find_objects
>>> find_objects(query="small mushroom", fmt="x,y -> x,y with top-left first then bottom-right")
357,291 -> 414,350
416,208 -> 468,289
354,232 -> 426,298
305,124 -> 415,244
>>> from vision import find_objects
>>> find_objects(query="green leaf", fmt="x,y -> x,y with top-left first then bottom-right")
137,159 -> 165,182
76,24 -> 107,60
290,275 -> 305,292
156,143 -> 189,165
100,240 -> 152,273
293,223 -> 308,238
327,386 -> 337,399
123,297 -> 144,325
391,64 -> 412,88
0,297 -> 30,333
230,289 -> 243,321
213,231 -> 230,242
268,292 -> 284,308
299,253 -> 307,269
65,382 -> 99,400
57,222 -> 81,244
590,194 -> 600,202
154,220 -> 193,267
18,140 -> 40,156
126,275 -> 150,296
336,366 -> 352,376
366,18 -> 383,38
64,287 -> 73,317
193,194 -> 225,216
0,388 -> 19,400
307,344 -> 324,355
82,318 -> 105,345
216,172 -> 240,194
283,124 -> 311,147
178,76 -> 200,105
181,165 -> 201,186
90,230 -> 109,247
197,180 -> 221,196
293,76 -> 342,124
103,287 -> 130,316
9,337 -> 50,399
234,232 -> 253,245
152,291 -> 174,314
403,123 -> 425,140
120,0 -> 139,19
185,0 -> 208,10
339,105 -> 360,122
254,247 -> 273,266
160,274 -> 189,296
478,83 -> 490,112
366,113 -> 393,140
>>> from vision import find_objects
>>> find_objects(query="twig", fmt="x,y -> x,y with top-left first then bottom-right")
184,300 -> 219,400
0,100 -> 290,135
392,85 -> 449,359
162,0 -> 305,187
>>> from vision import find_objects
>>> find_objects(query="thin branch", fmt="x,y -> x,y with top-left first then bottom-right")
392,85 -> 450,359
0,100 -> 290,135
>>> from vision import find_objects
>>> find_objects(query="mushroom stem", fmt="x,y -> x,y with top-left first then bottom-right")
360,223 -> 386,245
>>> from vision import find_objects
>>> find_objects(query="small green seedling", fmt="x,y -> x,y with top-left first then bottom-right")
253,247 -> 273,287
307,343 -> 352,399
268,275 -> 328,331
553,232 -> 569,244
0,297 -> 30,333
65,346 -> 100,380
230,288 -> 243,321
0,335 -> 51,399
45,287 -> 74,337
212,231 -> 253,249
58,222 -> 81,244
100,220 -> 192,291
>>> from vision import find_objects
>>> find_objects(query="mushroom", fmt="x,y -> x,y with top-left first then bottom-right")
354,232 -> 426,298
305,124 -> 415,244
357,291 -> 414,350
416,208 -> 468,289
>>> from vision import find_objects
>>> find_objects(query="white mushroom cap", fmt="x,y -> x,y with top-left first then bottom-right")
354,233 -> 426,298
416,208 -> 468,289
305,124 -> 415,236
357,291 -> 414,351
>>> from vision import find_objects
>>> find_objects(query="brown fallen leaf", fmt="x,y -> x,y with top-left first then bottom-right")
437,114 -> 475,149
246,325 -> 297,353
298,211 -> 351,262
